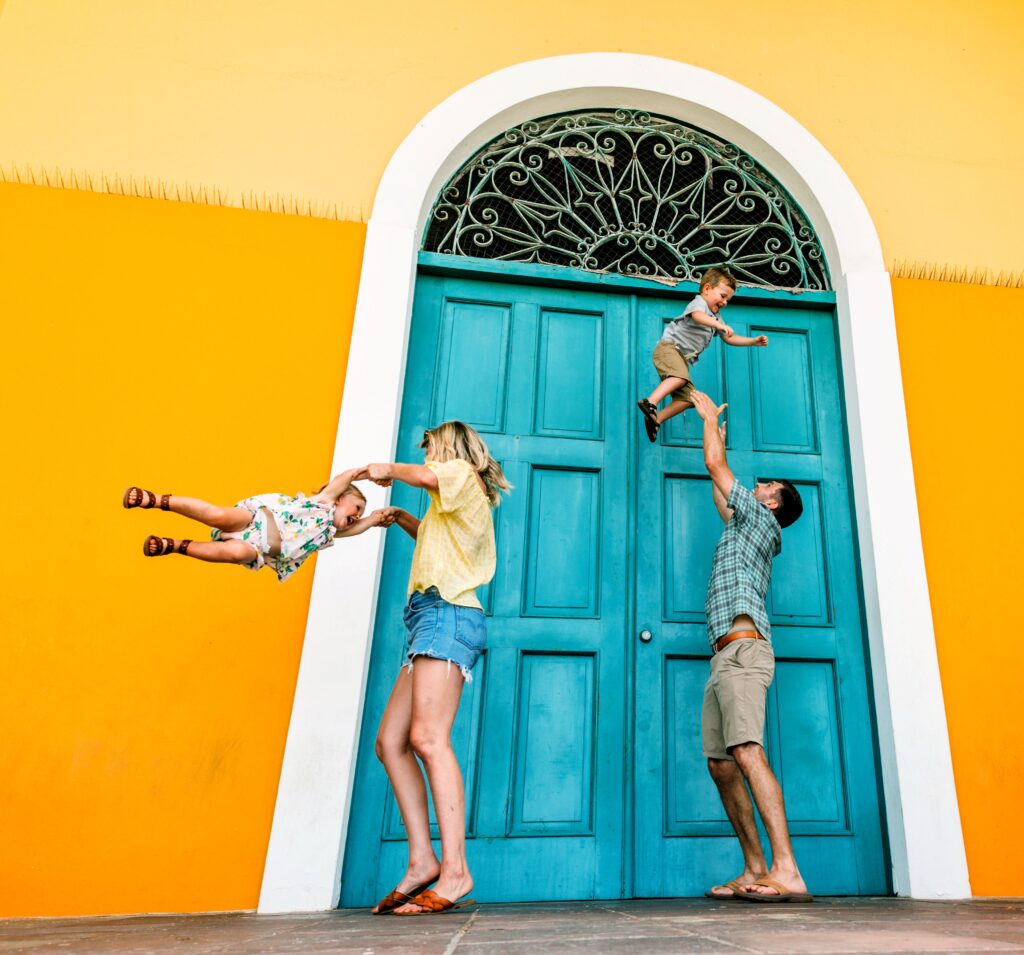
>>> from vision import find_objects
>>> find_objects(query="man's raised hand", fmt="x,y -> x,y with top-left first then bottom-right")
690,390 -> 727,423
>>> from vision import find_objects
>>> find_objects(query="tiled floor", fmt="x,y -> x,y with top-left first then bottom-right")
3,898 -> 1023,954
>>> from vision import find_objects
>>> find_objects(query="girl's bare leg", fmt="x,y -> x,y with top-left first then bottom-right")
146,538 -> 257,564
393,658 -> 470,913
165,496 -> 252,532
657,398 -> 694,424
372,669 -> 440,911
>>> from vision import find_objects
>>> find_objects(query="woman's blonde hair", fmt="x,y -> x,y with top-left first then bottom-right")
421,420 -> 511,506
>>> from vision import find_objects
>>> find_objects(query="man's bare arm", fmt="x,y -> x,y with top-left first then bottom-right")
691,390 -> 735,517
709,419 -> 734,521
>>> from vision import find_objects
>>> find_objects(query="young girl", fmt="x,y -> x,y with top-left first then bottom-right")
363,420 -> 510,917
122,469 -> 386,582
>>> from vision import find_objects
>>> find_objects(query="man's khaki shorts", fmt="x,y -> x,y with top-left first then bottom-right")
702,637 -> 775,759
652,341 -> 695,403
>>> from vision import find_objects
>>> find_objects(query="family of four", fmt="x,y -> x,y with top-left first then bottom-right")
122,268 -> 811,911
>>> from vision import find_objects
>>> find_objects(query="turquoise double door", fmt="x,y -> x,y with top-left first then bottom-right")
341,262 -> 888,904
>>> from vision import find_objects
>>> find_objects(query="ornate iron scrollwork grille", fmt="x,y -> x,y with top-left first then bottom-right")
423,109 -> 829,290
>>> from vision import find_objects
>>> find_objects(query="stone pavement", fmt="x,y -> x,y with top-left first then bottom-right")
2,898 -> 1024,954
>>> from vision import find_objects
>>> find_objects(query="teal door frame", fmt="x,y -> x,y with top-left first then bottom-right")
340,252 -> 889,904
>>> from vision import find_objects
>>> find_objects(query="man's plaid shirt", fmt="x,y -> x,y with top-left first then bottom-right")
705,479 -> 782,646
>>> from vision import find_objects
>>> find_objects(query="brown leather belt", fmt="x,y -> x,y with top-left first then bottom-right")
713,629 -> 766,653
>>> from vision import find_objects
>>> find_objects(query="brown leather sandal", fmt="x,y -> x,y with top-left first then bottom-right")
124,487 -> 171,510
736,878 -> 814,903
372,877 -> 438,915
391,889 -> 476,916
143,536 -> 192,557
704,878 -> 747,900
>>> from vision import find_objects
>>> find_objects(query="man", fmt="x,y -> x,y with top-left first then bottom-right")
690,390 -> 813,904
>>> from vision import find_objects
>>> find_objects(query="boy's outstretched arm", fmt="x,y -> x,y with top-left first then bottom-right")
691,391 -> 736,522
722,332 -> 769,347
688,309 -> 735,340
352,463 -> 439,491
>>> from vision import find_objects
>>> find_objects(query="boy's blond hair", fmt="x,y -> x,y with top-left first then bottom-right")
422,420 -> 511,507
699,266 -> 737,292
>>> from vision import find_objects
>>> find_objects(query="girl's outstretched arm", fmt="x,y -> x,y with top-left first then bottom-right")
354,463 -> 438,491
334,510 -> 386,538
315,467 -> 361,504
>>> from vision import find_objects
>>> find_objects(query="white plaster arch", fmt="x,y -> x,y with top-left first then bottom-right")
258,54 -> 970,913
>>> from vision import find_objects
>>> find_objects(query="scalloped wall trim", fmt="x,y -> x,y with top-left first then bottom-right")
0,163 -> 363,221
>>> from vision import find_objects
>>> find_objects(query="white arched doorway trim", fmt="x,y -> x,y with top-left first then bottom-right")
259,54 -> 970,912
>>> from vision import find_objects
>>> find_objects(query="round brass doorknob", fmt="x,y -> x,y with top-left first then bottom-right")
639,629 -> 653,643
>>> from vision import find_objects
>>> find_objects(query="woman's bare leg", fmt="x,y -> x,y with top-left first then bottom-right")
372,668 -> 441,911
393,658 -> 470,913
165,496 -> 253,532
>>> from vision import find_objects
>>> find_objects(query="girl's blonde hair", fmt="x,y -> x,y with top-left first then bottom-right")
422,420 -> 511,506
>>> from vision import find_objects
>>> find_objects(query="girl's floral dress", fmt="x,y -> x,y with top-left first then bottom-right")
211,492 -> 336,582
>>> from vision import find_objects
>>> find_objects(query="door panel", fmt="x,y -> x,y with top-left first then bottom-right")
341,275 -> 630,905
633,299 -> 888,898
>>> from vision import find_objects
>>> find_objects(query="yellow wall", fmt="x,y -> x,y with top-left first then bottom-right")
893,279 -> 1024,897
0,182 -> 365,916
1,0 -> 1022,275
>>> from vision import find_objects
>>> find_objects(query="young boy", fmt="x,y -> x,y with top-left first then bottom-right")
636,267 -> 768,443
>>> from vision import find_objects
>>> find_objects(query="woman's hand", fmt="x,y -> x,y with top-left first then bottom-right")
353,463 -> 393,487
371,506 -> 400,527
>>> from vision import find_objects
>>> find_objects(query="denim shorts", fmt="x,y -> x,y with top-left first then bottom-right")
402,587 -> 487,682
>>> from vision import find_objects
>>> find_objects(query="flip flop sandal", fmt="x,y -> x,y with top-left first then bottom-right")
736,878 -> 814,903
704,879 -> 747,900
124,487 -> 171,510
143,536 -> 192,557
372,878 -> 438,915
391,889 -> 477,916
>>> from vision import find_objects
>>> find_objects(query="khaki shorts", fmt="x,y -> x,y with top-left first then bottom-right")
702,637 -> 775,759
652,341 -> 695,403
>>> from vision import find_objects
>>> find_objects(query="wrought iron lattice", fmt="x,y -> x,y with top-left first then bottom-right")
424,110 -> 830,290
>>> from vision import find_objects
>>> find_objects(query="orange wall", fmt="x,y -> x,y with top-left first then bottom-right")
893,278 -> 1024,896
1,181 -> 1020,916
0,182 -> 365,916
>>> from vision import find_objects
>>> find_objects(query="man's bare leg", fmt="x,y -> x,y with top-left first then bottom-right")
707,757 -> 769,897
731,742 -> 808,895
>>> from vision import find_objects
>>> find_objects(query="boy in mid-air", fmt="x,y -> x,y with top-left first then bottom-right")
636,267 -> 767,442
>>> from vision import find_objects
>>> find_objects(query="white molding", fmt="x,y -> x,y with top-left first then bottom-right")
258,54 -> 970,912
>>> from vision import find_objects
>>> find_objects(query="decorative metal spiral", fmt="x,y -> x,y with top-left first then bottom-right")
423,109 -> 830,290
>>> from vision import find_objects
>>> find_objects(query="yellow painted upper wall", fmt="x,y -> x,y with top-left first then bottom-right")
1,0 -> 1022,272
